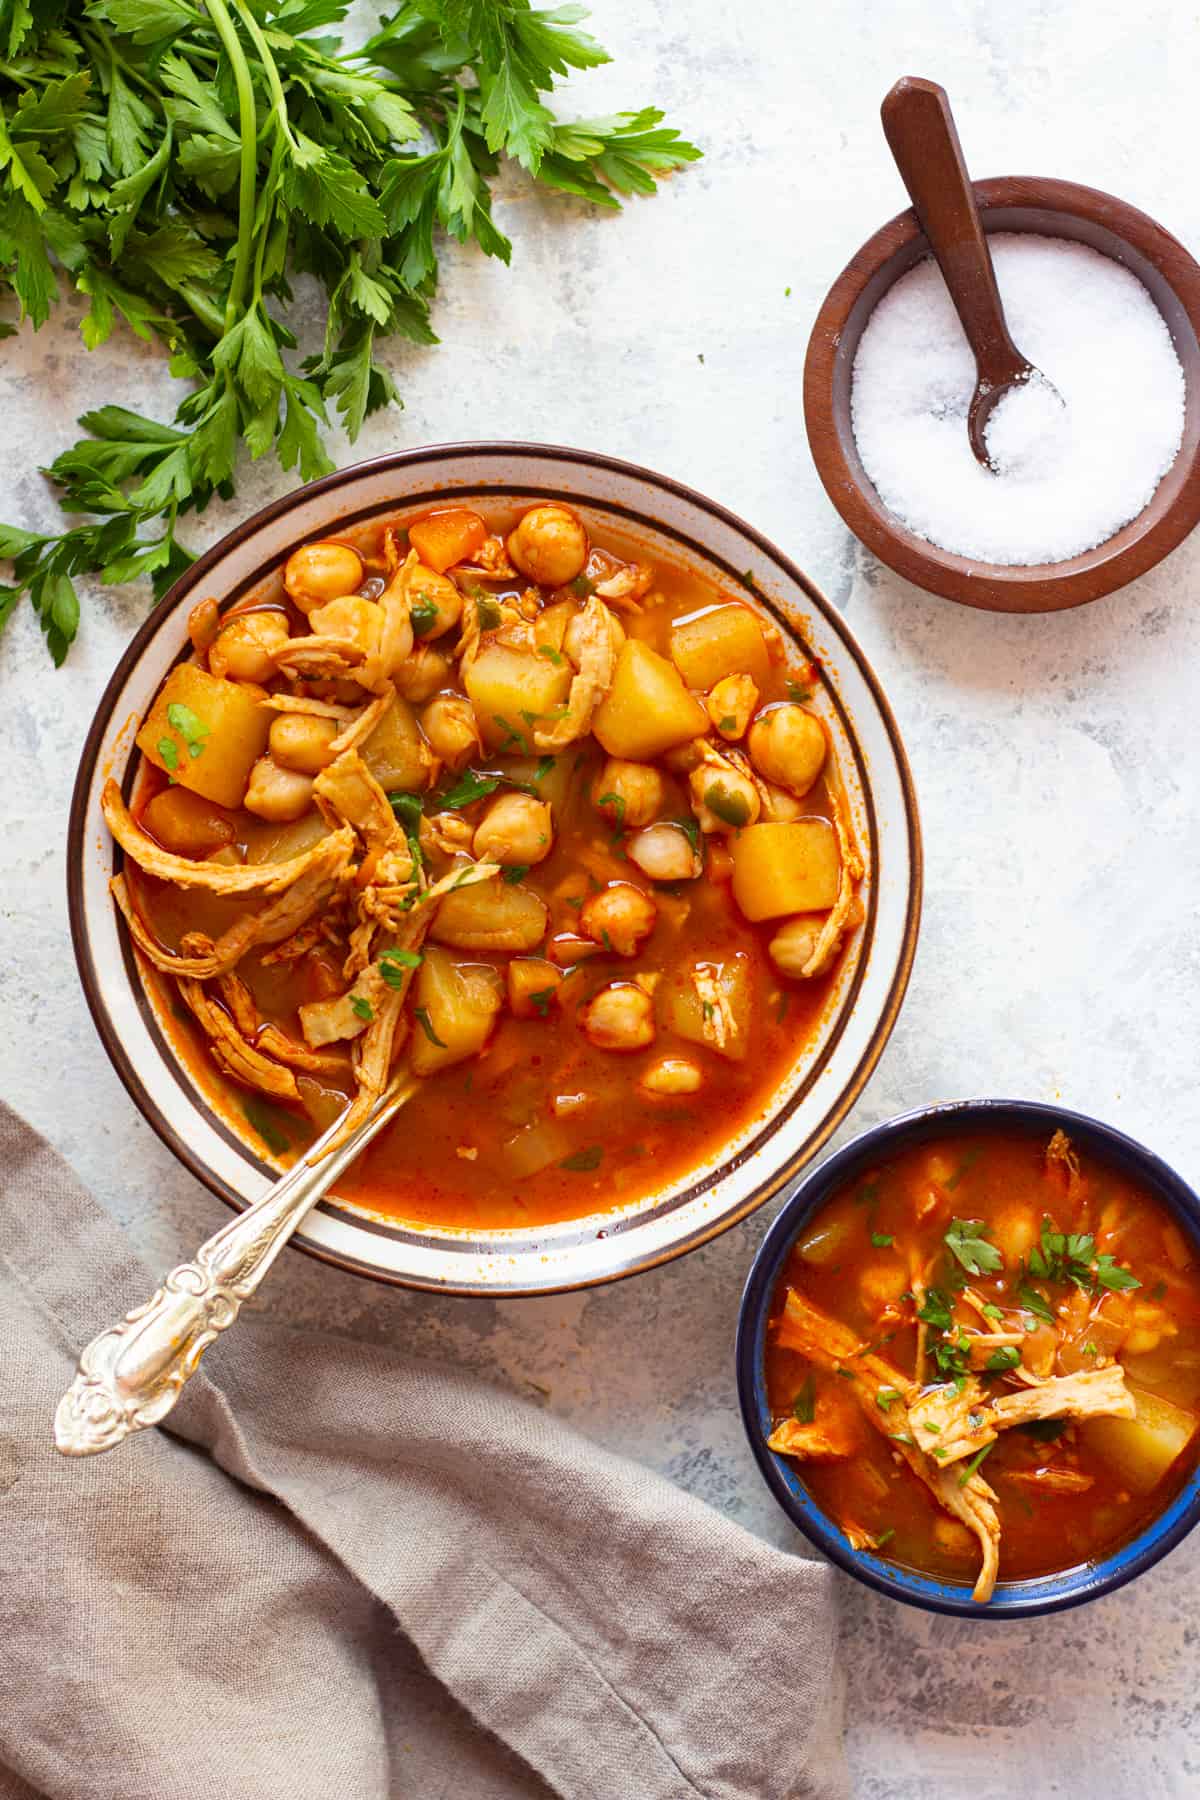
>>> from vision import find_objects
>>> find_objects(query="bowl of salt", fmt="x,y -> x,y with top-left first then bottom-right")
805,79 -> 1200,612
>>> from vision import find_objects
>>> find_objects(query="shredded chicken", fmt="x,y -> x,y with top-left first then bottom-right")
766,1416 -> 857,1461
910,1365 -> 1135,1468
798,782 -> 867,978
108,832 -> 353,978
775,1287 -> 1002,1601
258,694 -> 357,720
328,686 -> 395,759
103,782 -> 350,896
1046,1128 -> 1085,1207
692,964 -> 735,1052
533,597 -> 619,750
592,562 -> 653,609
176,977 -> 300,1102
314,750 -> 406,855
1004,1466 -> 1094,1495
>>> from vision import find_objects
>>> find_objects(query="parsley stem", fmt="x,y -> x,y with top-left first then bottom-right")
203,0 -> 259,330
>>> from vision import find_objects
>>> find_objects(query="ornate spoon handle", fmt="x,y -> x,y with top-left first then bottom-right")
54,1079 -> 415,1458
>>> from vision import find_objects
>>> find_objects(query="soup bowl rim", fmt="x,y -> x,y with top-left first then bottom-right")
735,1096 -> 1200,1618
67,439 -> 922,1296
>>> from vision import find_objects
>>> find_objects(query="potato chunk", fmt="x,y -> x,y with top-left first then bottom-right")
1081,1387 -> 1198,1494
669,604 -> 769,690
464,642 -> 573,751
407,507 -> 487,574
410,946 -> 503,1076
731,820 -> 840,922
592,639 -> 708,761
661,955 -> 752,1061
430,875 -> 548,951
136,663 -> 270,809
361,697 -> 430,791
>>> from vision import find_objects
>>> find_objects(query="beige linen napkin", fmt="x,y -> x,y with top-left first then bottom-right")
0,1102 -> 846,1800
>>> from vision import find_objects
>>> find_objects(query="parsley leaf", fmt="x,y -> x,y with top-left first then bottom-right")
165,700 -> 210,760
502,864 -> 531,884
985,1345 -> 1022,1373
413,1006 -> 447,1047
870,1231 -> 894,1248
917,1288 -> 954,1331
0,4 -> 700,664
350,994 -> 374,1022
944,1218 -> 1003,1277
378,948 -> 421,988
792,1373 -> 816,1424
561,1145 -> 603,1172
439,770 -> 501,810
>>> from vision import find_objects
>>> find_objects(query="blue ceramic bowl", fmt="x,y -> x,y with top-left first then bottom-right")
735,1099 -> 1200,1618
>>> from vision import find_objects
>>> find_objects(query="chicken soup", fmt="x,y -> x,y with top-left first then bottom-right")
106,500 -> 867,1229
764,1129 -> 1200,1600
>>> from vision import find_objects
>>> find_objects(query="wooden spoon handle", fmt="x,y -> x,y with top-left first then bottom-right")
881,76 -> 1023,383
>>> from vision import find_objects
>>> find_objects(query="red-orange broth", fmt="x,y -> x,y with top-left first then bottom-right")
123,501 -> 865,1231
764,1130 -> 1200,1592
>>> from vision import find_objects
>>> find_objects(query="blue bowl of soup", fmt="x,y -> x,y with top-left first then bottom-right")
735,1099 -> 1200,1617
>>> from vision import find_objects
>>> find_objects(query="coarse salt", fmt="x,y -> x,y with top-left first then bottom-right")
850,235 -> 1186,565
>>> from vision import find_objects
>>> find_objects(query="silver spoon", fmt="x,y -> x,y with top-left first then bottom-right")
880,75 -> 1062,467
53,1076 -> 415,1457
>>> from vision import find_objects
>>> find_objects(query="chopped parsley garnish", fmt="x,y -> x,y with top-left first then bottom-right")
600,928 -> 614,953
413,1007 -> 446,1047
785,680 -> 812,703
570,574 -> 596,598
1083,1340 -> 1099,1357
944,1218 -> 1003,1277
792,1374 -> 816,1423
1152,1279 -> 1168,1302
492,714 -> 525,751
537,643 -> 565,665
944,1148 -> 981,1191
890,1431 -> 915,1446
675,815 -> 702,855
870,1231 -> 894,1248
528,988 -> 555,1017
917,1288 -> 954,1331
703,780 -> 752,827
875,1387 -> 901,1412
388,790 -> 425,869
597,791 -> 626,833
1018,1283 -> 1055,1324
534,756 -> 556,784
440,770 -> 502,810
981,1302 -> 1006,1323
410,594 -> 439,637
873,1528 -> 895,1549
718,714 -> 736,731
502,864 -> 531,884
1019,1418 -> 1068,1442
561,1145 -> 603,1172
165,701 -> 210,761
350,994 -> 374,1022
835,1366 -> 857,1381
475,596 -> 503,631
985,1345 -> 1022,1373
1029,1218 -> 1140,1295
958,1442 -> 995,1487
378,948 -> 421,987
242,1098 -> 291,1156
157,737 -> 179,774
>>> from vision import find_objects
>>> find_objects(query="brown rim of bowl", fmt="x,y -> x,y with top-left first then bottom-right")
67,440 -> 924,1296
804,175 -> 1200,614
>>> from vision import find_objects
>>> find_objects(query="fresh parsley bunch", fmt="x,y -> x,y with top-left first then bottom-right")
0,0 -> 700,663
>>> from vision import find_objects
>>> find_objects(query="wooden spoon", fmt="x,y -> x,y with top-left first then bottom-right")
880,75 -> 1057,467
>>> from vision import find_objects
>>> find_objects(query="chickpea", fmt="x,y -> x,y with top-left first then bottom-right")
688,763 -> 761,834
284,540 -> 364,614
768,915 -> 825,979
308,595 -> 383,658
268,712 -> 339,776
639,1057 -> 702,1096
579,981 -> 656,1051
579,882 -> 657,957
746,703 -> 827,798
507,504 -> 589,587
473,792 -> 554,866
421,693 -> 481,770
209,611 -> 290,682
661,739 -> 705,775
564,602 -> 623,666
705,672 -> 759,741
409,567 -> 462,640
243,756 -> 314,823
593,757 -> 666,831
625,822 -> 702,883
395,646 -> 452,703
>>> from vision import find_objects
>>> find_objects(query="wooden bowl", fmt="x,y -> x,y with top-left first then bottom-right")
804,176 -> 1200,613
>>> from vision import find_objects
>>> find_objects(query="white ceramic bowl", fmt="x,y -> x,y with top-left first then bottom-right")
69,443 -> 922,1294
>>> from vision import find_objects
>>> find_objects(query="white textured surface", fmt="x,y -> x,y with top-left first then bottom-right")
3,2 -> 1199,1792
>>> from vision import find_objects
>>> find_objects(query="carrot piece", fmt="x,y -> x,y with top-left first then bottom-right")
408,508 -> 488,574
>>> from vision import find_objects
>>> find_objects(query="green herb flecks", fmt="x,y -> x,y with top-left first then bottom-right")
413,1006 -> 446,1048
242,1097 -> 292,1156
502,864 -> 531,884
944,1147 -> 982,1191
409,593 -> 439,637
537,643 -> 565,665
958,1442 -> 995,1487
944,1217 -> 1003,1277
388,790 -> 425,869
166,701 -> 210,761
792,1373 -> 816,1424
1018,1283 -> 1055,1325
985,1345 -> 1022,1374
870,1231 -> 894,1248
873,1528 -> 895,1550
528,987 -> 555,1017
439,770 -> 502,811
702,780 -> 751,828
378,947 -> 421,988
1029,1218 -> 1141,1296
785,680 -> 812,703
561,1145 -> 603,1172
597,791 -> 626,834
875,1387 -> 901,1412
350,994 -> 374,1022
157,736 -> 179,774
1019,1418 -> 1068,1443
